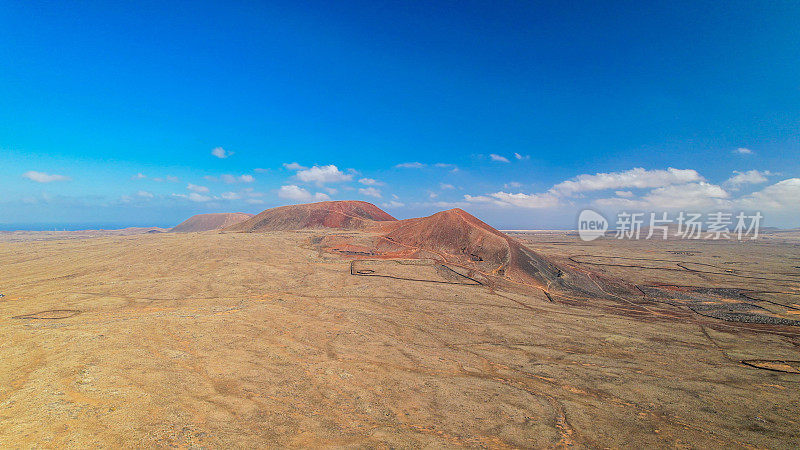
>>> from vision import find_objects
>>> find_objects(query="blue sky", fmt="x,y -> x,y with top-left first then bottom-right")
1,1 -> 799,229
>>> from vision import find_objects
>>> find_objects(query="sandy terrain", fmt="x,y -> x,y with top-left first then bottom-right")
0,227 -> 168,243
1,230 -> 799,447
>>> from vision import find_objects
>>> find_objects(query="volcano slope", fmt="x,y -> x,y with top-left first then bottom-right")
170,212 -> 253,232
224,202 -> 632,300
374,209 -> 568,289
321,207 -> 620,299
227,203 -> 578,293
224,200 -> 396,232
274,203 -> 792,327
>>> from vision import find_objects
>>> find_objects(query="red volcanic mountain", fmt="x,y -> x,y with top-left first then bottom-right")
376,208 -> 564,288
171,212 -> 254,233
225,201 -> 569,290
224,200 -> 397,232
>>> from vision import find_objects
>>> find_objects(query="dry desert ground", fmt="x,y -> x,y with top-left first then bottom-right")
1,230 -> 799,448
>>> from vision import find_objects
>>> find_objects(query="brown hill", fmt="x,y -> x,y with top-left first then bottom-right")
224,201 -> 396,232
375,208 -> 565,289
171,213 -> 254,233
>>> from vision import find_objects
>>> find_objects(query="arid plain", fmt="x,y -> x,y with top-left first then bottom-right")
1,213 -> 799,447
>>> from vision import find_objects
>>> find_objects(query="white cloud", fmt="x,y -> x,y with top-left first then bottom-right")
154,175 -> 179,183
725,170 -> 771,187
551,167 -> 703,196
440,183 -> 455,190
241,187 -> 264,197
587,174 -> 798,213
643,182 -> 729,209
503,181 -> 523,189
423,200 -> 469,209
433,163 -> 459,173
217,188 -> 264,201
395,162 -> 426,169
187,183 -> 209,193
206,174 -> 255,184
283,162 -> 307,171
22,171 -> 71,183
434,163 -> 458,172
173,193 -> 212,202
246,198 -> 266,205
514,153 -> 530,160
359,178 -> 384,186
490,154 -> 510,163
382,201 -> 405,208
278,185 -> 329,202
463,195 -> 493,203
737,178 -> 800,210
734,147 -> 753,155
132,173 -> 147,180
137,190 -> 154,198
595,182 -> 730,210
211,147 -> 232,159
296,165 -> 352,184
189,193 -> 212,202
465,191 -> 560,208
358,187 -> 382,198
460,166 -> 794,217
